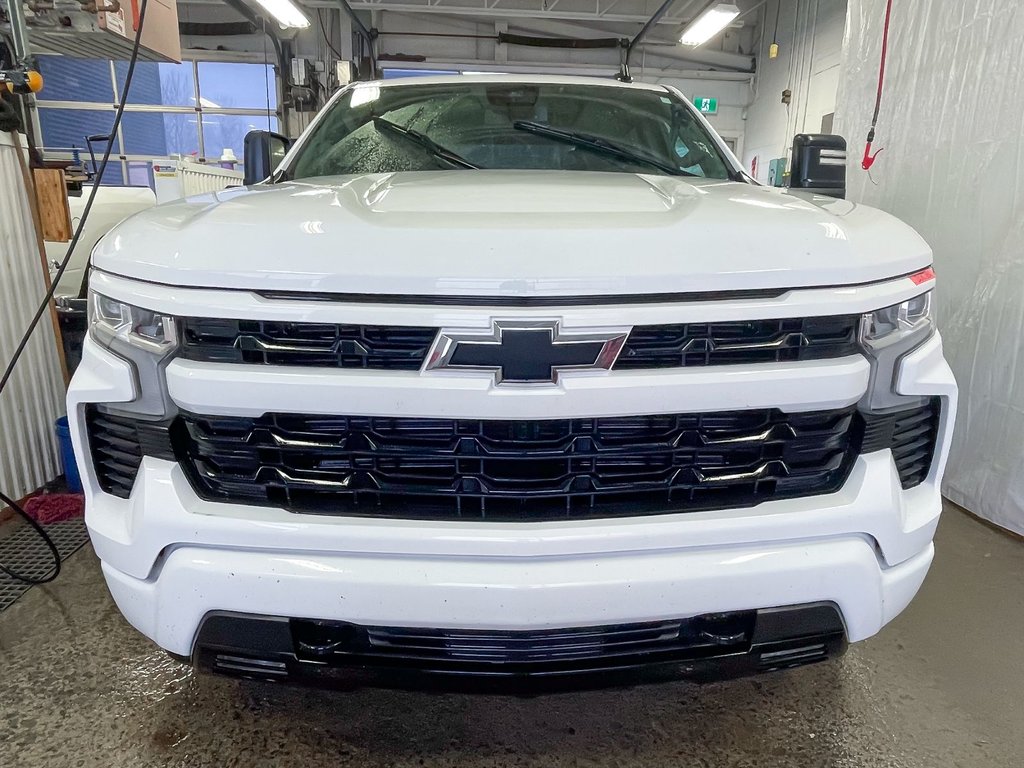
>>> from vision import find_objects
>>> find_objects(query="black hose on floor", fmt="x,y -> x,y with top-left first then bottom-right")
0,491 -> 61,584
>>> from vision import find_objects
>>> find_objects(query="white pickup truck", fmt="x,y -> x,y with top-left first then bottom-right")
47,185 -> 155,299
68,75 -> 957,692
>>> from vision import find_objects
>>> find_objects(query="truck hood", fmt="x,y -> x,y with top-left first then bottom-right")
94,171 -> 931,297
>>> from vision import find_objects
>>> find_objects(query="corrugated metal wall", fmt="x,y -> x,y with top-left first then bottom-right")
0,132 -> 66,499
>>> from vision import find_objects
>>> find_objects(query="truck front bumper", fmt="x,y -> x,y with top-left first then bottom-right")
93,451 -> 935,660
69,321 -> 956,686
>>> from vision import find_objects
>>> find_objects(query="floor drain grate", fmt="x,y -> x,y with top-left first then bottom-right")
0,518 -> 90,613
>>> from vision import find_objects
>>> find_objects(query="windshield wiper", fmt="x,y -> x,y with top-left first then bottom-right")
373,117 -> 481,170
512,120 -> 696,177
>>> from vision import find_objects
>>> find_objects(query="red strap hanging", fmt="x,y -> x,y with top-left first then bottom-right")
862,0 -> 894,171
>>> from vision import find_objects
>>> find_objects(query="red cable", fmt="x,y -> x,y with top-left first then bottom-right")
862,0 -> 893,170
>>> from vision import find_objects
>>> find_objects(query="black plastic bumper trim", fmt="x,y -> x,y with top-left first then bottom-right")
191,603 -> 847,693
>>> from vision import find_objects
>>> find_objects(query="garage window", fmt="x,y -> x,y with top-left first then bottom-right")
36,56 -> 278,186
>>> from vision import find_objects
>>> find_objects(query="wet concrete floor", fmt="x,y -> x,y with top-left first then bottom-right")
0,502 -> 1021,767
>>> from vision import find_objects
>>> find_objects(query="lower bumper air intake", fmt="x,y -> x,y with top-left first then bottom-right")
192,603 -> 848,692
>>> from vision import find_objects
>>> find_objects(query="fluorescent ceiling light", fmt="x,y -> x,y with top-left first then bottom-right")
250,0 -> 310,29
680,3 -> 740,47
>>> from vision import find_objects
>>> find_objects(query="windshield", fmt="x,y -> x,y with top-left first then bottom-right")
286,81 -> 734,181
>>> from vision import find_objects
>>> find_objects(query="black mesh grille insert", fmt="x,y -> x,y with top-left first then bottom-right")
179,318 -> 437,370
615,316 -> 861,369
859,398 -> 941,489
175,408 -> 861,520
84,407 -> 177,498
85,402 -> 943,513
290,612 -> 757,670
177,315 -> 862,371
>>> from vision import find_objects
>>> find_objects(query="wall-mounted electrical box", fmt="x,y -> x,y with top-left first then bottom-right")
291,58 -> 313,87
335,61 -> 353,87
767,157 -> 788,187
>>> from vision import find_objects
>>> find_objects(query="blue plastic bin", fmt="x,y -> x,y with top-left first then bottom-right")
55,416 -> 82,493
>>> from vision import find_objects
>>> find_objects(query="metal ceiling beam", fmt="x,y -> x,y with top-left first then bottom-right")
343,1 -> 699,25
176,0 -> 755,71
374,55 -> 754,80
179,0 -> 759,28
178,0 -> 685,18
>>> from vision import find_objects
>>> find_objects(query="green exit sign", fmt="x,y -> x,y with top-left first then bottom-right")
693,96 -> 718,115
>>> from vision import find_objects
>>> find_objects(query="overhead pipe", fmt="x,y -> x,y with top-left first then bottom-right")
178,20 -> 258,37
507,15 -> 753,73
498,32 -> 625,50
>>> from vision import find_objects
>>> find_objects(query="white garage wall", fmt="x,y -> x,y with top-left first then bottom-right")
743,0 -> 848,182
835,0 -> 1024,535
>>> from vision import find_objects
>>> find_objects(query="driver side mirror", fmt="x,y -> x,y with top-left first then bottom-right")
243,130 -> 291,185
788,134 -> 846,199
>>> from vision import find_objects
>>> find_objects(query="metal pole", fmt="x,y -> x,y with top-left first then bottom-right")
623,0 -> 723,77
335,0 -> 376,78
4,0 -> 32,65
1,1 -> 42,155
627,0 -> 679,58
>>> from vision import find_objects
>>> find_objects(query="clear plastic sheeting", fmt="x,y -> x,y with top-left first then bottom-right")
835,0 -> 1024,534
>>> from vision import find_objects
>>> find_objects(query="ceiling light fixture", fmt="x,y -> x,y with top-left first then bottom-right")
680,3 -> 740,47
250,0 -> 311,29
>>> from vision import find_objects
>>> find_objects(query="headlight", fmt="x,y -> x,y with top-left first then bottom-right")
88,290 -> 179,416
859,290 -> 934,410
90,292 -> 178,353
860,291 -> 932,346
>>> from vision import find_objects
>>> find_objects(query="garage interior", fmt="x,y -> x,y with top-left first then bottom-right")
1,0 -> 1022,766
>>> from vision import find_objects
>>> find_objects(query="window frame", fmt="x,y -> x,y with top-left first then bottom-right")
34,52 -> 281,186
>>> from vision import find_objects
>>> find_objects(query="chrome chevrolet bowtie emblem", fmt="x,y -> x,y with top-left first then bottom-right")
425,320 -> 629,385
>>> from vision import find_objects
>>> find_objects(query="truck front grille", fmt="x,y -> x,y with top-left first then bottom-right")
180,319 -> 437,370
614,316 -> 860,369
84,400 -> 942,514
173,407 -> 861,519
178,315 -> 861,371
